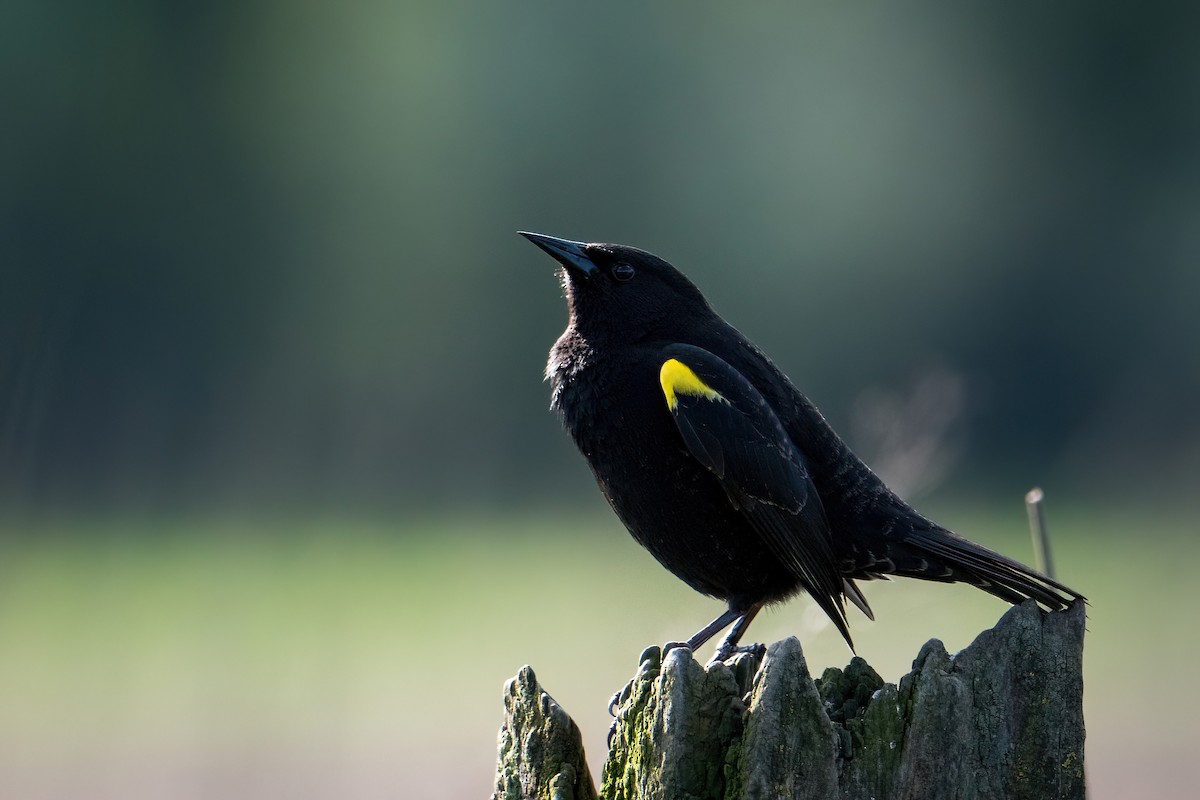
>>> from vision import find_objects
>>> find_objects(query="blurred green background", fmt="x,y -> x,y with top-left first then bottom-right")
3,2 -> 1198,798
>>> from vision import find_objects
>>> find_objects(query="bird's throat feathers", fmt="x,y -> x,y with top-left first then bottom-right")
546,327 -> 595,413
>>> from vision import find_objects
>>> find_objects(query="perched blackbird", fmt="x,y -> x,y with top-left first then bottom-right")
522,231 -> 1083,659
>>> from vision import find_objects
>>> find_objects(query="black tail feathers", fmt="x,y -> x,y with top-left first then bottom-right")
899,526 -> 1083,610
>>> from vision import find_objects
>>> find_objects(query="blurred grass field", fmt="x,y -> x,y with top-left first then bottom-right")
0,503 -> 1196,799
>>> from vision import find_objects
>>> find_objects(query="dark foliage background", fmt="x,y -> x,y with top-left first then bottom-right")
5,1 -> 1198,514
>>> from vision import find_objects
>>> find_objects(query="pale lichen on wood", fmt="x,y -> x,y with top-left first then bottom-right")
493,600 -> 1085,800
493,665 -> 596,800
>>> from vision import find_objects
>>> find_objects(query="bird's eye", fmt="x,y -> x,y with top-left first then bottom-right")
612,263 -> 636,282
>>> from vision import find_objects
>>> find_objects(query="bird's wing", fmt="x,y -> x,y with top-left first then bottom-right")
657,344 -> 855,647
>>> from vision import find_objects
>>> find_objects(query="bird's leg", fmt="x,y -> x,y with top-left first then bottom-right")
670,606 -> 743,654
711,603 -> 764,663
609,606 -> 762,743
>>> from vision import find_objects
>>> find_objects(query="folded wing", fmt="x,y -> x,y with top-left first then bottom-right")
658,344 -> 862,647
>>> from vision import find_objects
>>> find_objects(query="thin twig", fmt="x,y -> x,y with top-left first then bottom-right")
1025,487 -> 1055,580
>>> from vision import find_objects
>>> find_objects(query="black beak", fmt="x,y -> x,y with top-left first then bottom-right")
519,231 -> 598,277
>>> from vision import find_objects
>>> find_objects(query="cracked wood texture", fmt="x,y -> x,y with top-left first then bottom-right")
493,600 -> 1085,800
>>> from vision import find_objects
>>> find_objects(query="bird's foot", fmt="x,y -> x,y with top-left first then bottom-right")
606,681 -> 633,746
607,644 -> 674,745
709,640 -> 766,665
607,689 -> 622,717
609,643 -> 671,718
738,642 -> 767,660
606,717 -> 619,748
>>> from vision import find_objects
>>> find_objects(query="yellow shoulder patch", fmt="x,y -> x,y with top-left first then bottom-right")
660,359 -> 727,411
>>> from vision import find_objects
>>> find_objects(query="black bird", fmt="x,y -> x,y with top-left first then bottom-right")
521,231 -> 1082,659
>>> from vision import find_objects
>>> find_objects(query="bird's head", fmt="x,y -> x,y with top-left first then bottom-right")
520,232 -> 710,342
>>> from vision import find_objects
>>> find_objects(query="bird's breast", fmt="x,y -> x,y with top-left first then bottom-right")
547,341 -> 804,603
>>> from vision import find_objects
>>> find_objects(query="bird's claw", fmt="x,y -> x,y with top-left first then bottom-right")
709,640 -> 766,665
607,689 -> 622,717
739,642 -> 767,661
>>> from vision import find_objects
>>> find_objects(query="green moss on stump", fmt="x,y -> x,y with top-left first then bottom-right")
600,645 -> 753,800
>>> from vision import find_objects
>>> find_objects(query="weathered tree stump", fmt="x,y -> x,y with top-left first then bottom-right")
493,599 -> 1085,800
494,665 -> 597,800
